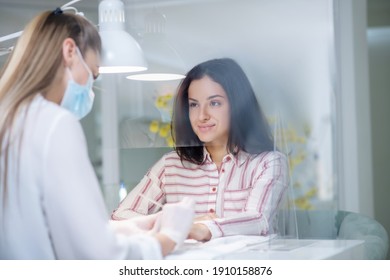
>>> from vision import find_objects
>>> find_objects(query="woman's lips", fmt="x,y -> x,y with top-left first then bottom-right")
197,124 -> 215,132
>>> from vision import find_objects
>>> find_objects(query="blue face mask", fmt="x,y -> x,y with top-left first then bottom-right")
61,48 -> 95,120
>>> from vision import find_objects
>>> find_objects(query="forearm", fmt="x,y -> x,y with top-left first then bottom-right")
112,181 -> 165,220
199,211 -> 269,239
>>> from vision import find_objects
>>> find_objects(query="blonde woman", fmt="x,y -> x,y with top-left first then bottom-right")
0,8 -> 194,260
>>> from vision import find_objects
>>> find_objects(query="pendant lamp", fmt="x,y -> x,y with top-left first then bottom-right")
126,9 -> 185,81
98,0 -> 147,74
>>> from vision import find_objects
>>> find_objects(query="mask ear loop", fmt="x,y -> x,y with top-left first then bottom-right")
75,47 -> 93,83
65,48 -> 92,89
74,47 -> 95,99
65,67 -> 73,82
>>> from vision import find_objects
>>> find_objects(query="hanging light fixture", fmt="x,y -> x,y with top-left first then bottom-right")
98,0 -> 147,74
126,9 -> 186,81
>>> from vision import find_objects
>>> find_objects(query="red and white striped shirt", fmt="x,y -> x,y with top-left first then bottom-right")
111,149 -> 288,239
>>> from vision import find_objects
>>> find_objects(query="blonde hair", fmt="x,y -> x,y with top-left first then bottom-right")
0,10 -> 101,204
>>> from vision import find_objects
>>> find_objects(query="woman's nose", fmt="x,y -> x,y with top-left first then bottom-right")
198,105 -> 210,121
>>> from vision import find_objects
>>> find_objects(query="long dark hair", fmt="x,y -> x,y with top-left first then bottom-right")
172,58 -> 274,165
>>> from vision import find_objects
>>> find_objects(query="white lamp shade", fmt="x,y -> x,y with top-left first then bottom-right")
98,0 -> 147,74
99,30 -> 147,73
127,37 -> 185,81
126,9 -> 185,81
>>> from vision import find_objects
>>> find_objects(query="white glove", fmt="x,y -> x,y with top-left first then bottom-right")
110,212 -> 162,235
159,197 -> 195,248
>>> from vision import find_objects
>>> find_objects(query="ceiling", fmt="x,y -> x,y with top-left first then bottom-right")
0,0 -> 99,9
0,0 -> 218,65
0,0 -> 100,63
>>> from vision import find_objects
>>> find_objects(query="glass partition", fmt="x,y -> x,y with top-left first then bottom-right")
0,0 -> 339,244
93,0 -> 338,242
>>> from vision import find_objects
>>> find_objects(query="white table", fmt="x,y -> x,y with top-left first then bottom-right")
166,236 -> 365,260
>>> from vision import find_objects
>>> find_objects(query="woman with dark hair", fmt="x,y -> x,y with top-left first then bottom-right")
112,58 -> 288,242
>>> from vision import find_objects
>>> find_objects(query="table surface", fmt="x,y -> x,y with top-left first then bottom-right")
166,235 -> 365,260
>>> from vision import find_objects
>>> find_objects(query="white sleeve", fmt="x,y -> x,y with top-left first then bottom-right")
41,113 -> 162,259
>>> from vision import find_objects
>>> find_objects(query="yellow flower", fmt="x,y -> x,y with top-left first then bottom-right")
156,97 -> 167,109
149,120 -> 159,133
294,197 -> 313,210
159,124 -> 171,138
155,93 -> 173,109
305,187 -> 317,198
163,93 -> 173,101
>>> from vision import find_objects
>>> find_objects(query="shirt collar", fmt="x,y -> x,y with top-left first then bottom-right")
203,147 -> 213,163
202,147 -> 250,166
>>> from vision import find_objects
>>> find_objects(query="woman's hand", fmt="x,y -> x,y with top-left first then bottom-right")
188,213 -> 219,241
188,223 -> 212,241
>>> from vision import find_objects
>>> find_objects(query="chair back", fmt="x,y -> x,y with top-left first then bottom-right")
277,209 -> 389,259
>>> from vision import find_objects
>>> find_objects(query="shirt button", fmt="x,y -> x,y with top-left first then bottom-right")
221,169 -> 225,173
209,209 -> 215,213
212,187 -> 217,192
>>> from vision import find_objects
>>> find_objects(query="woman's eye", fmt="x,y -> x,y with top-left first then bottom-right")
210,100 -> 221,107
189,102 -> 198,108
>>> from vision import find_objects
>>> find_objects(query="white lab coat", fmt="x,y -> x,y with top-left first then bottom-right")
0,95 -> 162,260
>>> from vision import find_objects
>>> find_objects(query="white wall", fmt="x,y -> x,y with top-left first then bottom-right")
333,0 -> 374,217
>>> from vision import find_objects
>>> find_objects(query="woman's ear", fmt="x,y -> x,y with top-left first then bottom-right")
62,38 -> 77,68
